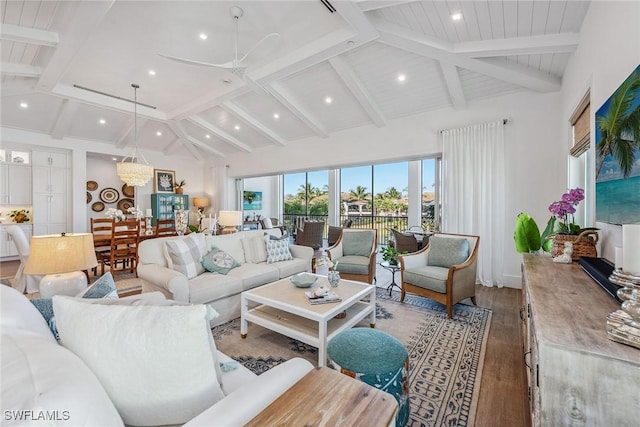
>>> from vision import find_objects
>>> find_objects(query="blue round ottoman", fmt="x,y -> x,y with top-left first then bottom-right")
327,328 -> 409,426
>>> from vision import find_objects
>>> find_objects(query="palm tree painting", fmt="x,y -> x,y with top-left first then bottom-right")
243,191 -> 262,210
595,65 -> 640,225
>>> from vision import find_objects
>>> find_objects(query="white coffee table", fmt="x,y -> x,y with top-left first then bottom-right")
240,274 -> 376,367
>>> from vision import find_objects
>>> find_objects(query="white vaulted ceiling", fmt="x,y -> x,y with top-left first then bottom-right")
1,0 -> 590,159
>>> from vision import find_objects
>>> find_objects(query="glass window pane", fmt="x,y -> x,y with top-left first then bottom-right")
284,172 -> 306,215
307,170 -> 328,216
422,158 -> 438,230
374,162 -> 408,244
341,166 -> 372,225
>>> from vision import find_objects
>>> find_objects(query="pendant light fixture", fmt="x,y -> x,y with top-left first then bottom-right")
117,83 -> 153,187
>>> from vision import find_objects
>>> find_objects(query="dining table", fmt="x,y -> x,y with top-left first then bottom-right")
92,227 -> 158,247
402,227 -> 433,248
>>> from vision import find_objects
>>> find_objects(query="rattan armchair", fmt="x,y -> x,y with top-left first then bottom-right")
391,228 -> 419,254
327,218 -> 353,246
295,221 -> 324,249
326,229 -> 377,284
399,232 -> 479,318
260,217 -> 286,235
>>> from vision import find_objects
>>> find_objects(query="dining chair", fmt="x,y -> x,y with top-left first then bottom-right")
399,232 -> 479,318
6,225 -> 42,293
91,217 -> 115,275
99,219 -> 140,276
156,219 -> 177,237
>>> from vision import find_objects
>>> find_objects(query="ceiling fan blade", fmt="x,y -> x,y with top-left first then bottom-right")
238,32 -> 280,63
158,53 -> 247,70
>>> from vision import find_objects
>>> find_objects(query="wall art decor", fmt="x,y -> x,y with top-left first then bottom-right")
595,65 -> 640,225
243,191 -> 262,210
154,169 -> 175,194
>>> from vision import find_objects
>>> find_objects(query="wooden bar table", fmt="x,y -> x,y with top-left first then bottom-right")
245,367 -> 398,426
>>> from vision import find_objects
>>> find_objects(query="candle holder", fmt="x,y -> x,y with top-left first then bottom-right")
145,217 -> 154,235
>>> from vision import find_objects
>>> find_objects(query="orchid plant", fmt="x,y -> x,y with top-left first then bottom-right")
548,187 -> 586,235
127,206 -> 143,220
105,208 -> 125,222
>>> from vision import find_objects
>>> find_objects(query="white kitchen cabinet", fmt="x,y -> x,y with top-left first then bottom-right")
31,150 -> 70,235
0,163 -> 32,205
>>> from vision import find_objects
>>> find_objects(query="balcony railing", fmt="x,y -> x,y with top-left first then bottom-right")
283,214 -> 433,245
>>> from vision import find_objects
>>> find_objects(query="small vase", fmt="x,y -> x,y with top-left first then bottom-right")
328,270 -> 340,287
175,210 -> 188,236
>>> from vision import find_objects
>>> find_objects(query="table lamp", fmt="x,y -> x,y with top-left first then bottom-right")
219,210 -> 243,234
24,233 -> 98,299
193,197 -> 210,213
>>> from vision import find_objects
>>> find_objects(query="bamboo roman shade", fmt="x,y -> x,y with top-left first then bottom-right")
570,91 -> 590,157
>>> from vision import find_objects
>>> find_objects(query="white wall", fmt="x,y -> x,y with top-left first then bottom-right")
213,90 -> 566,287
561,0 -> 640,261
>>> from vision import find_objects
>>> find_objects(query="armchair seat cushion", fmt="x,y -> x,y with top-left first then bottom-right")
335,255 -> 371,276
403,266 -> 449,294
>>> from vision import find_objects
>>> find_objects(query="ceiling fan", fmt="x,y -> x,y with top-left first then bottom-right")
159,6 -> 279,75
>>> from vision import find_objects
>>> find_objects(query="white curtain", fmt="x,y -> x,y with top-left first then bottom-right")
442,121 -> 505,287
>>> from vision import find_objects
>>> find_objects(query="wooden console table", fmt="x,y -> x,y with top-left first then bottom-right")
521,254 -> 639,426
245,367 -> 398,426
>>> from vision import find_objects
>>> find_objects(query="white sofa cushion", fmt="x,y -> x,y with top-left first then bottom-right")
242,235 -> 268,263
165,233 -> 206,279
188,273 -> 243,304
227,263 -> 280,290
0,285 -> 56,341
205,234 -> 246,264
2,331 -> 124,426
52,296 -> 225,426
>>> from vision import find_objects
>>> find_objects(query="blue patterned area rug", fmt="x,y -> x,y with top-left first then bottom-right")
212,288 -> 492,427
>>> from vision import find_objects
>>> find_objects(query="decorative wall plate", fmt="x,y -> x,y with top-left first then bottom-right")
87,192 -> 92,204
118,198 -> 134,212
91,202 -> 105,212
100,188 -> 119,203
87,180 -> 98,191
122,184 -> 135,198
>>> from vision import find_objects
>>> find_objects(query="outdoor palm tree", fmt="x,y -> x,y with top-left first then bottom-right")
596,67 -> 640,178
349,185 -> 370,202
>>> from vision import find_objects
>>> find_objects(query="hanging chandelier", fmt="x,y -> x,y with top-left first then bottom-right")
117,83 -> 153,187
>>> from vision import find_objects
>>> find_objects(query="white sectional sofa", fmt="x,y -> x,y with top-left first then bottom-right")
138,229 -> 314,326
0,285 -> 314,426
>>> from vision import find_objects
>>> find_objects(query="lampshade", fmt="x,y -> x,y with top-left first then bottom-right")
193,197 -> 210,208
117,83 -> 153,187
24,233 -> 98,275
219,210 -> 243,227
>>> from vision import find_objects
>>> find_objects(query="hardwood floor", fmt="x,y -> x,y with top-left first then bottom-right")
0,258 -> 530,426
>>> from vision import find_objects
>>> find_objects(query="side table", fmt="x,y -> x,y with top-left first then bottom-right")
380,261 -> 401,295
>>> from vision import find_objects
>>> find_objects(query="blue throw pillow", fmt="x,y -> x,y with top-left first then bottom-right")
31,272 -> 119,339
201,247 -> 239,275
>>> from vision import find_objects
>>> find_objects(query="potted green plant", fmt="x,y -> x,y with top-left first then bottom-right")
174,179 -> 186,194
381,245 -> 400,265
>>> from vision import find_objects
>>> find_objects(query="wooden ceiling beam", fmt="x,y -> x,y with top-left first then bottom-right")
187,116 -> 253,153
266,82 -> 329,138
167,121 -> 225,157
455,33 -> 580,58
50,99 -> 80,139
439,63 -> 466,110
221,101 -> 287,146
0,23 -> 59,47
1,63 -> 41,78
328,56 -> 386,127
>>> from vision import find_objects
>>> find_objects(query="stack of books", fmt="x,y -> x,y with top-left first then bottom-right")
305,287 -> 342,305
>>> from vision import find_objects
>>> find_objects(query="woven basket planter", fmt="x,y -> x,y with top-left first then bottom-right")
550,230 -> 598,261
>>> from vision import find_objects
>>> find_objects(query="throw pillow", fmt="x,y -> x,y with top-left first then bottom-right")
427,236 -> 470,268
201,247 -> 240,274
265,235 -> 293,263
52,296 -> 225,426
266,231 -> 289,240
165,233 -> 205,279
242,235 -> 268,263
31,272 -> 119,339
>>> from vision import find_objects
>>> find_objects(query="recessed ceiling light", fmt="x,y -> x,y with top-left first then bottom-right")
451,12 -> 462,21
156,131 -> 162,136
112,157 -> 117,161
325,96 -> 333,104
148,70 -> 156,76
19,102 -> 28,109
397,74 -> 406,82
234,125 -> 240,131
205,134 -> 211,139
99,119 -> 106,125
199,33 -> 208,40
273,113 -> 280,119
